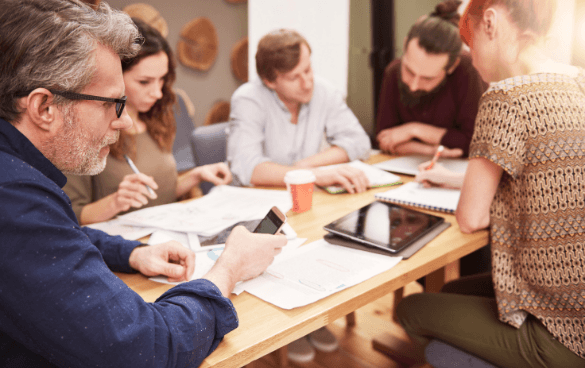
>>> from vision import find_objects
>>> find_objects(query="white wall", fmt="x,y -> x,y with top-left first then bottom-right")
546,0 -> 575,64
248,0 -> 350,95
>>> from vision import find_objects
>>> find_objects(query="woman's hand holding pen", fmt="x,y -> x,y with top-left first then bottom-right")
414,161 -> 464,189
112,173 -> 159,212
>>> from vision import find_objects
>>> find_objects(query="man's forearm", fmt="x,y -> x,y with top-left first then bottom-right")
393,141 -> 438,156
407,122 -> 447,145
294,146 -> 350,168
250,162 -> 292,187
250,147 -> 351,187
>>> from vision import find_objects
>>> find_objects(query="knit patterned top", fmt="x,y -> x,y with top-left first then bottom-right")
470,71 -> 585,358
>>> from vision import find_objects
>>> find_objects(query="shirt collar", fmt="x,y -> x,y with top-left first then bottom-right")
269,89 -> 290,113
0,118 -> 67,188
267,88 -> 310,114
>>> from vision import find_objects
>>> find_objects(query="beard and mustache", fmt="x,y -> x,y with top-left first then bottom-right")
398,67 -> 448,108
47,105 -> 119,176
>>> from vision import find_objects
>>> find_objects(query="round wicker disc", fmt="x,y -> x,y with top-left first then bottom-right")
177,17 -> 218,71
205,100 -> 231,126
81,0 -> 101,8
230,37 -> 248,83
123,3 -> 169,38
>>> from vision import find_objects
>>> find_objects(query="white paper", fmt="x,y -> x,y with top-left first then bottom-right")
147,230 -> 202,251
281,222 -> 297,240
374,155 -> 468,176
116,185 -> 292,236
319,160 -> 401,193
85,218 -> 155,241
241,239 -> 402,309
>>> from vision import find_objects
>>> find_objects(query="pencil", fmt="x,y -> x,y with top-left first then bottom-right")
425,145 -> 444,170
123,154 -> 156,196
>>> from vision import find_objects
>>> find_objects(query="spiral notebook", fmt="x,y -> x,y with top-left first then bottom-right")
375,182 -> 461,214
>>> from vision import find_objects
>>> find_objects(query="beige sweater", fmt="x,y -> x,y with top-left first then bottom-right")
64,132 -> 178,221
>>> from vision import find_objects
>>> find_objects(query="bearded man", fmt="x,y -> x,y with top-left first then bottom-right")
376,0 -> 487,157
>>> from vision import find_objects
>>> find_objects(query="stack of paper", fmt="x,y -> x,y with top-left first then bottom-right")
115,185 -> 292,236
86,185 -> 293,251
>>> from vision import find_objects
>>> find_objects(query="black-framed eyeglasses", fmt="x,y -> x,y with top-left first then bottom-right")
16,89 -> 127,118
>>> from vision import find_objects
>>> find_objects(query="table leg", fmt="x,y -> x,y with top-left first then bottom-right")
426,260 -> 460,293
346,311 -> 356,327
444,259 -> 460,283
277,346 -> 288,368
392,287 -> 404,322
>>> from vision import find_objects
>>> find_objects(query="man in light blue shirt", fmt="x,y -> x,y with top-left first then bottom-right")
228,29 -> 372,194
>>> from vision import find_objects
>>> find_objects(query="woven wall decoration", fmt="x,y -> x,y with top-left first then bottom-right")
205,100 -> 230,126
230,37 -> 248,83
177,17 -> 218,72
81,0 -> 101,8
123,3 -> 169,38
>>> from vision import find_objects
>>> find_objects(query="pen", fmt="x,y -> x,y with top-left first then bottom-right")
123,154 -> 155,196
425,145 -> 444,170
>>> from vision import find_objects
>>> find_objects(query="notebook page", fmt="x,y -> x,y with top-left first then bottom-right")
375,182 -> 461,213
374,155 -> 468,176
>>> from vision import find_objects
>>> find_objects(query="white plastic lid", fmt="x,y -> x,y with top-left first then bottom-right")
284,169 -> 316,185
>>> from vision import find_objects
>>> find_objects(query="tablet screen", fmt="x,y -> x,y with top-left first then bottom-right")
323,201 -> 444,253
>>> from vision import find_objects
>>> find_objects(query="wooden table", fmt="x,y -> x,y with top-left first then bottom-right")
114,154 -> 489,368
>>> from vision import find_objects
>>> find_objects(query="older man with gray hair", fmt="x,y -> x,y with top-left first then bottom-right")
0,1 -> 285,367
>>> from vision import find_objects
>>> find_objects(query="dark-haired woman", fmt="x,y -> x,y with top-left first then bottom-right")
64,18 -> 231,225
376,0 -> 487,157
397,0 -> 585,367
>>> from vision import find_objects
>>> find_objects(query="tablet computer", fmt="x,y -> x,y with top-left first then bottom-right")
323,201 -> 445,253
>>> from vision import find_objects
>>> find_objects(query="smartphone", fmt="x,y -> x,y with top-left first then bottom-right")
253,206 -> 287,234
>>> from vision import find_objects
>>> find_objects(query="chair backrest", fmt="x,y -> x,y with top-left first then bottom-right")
424,339 -> 499,368
190,121 -> 230,194
172,92 -> 196,172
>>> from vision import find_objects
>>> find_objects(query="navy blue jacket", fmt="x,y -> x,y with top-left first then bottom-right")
0,119 -> 238,367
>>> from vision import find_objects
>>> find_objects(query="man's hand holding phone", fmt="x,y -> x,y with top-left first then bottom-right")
202,207 -> 288,297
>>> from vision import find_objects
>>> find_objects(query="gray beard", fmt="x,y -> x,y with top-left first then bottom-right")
49,106 -> 118,176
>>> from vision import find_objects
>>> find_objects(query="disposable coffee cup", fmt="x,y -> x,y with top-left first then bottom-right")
284,169 -> 316,213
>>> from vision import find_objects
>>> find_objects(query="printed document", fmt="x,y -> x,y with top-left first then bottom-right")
151,239 -> 401,309
116,185 -> 292,236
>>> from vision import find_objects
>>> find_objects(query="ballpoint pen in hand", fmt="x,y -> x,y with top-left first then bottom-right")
425,145 -> 444,170
123,154 -> 156,196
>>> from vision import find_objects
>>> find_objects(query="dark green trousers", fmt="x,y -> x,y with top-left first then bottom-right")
397,273 -> 585,368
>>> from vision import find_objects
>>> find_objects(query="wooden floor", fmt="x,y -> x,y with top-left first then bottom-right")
247,281 -> 433,368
